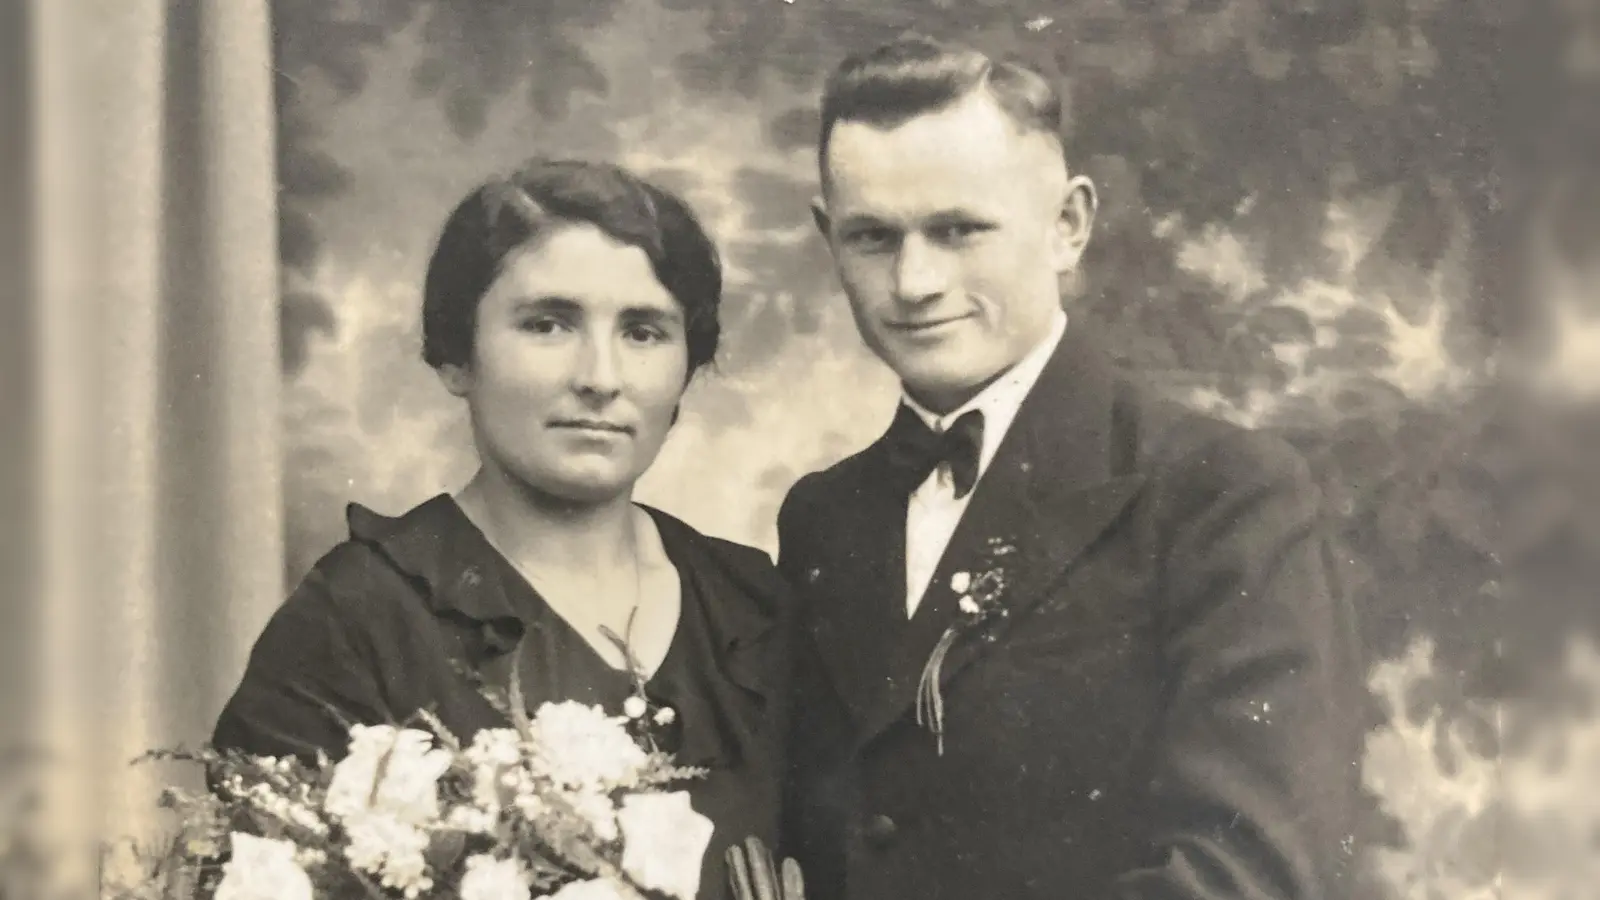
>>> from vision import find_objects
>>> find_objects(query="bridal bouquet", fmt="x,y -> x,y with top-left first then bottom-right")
104,678 -> 713,900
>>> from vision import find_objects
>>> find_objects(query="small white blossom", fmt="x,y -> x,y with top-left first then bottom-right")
464,728 -> 522,814
243,783 -> 327,836
213,834 -> 312,900
326,725 -> 452,827
445,803 -> 497,835
568,789 -> 620,842
949,572 -> 972,594
528,702 -> 649,790
618,792 -> 715,900
342,813 -> 433,897
623,695 -> 648,720
653,706 -> 677,726
959,597 -> 982,616
458,854 -> 532,900
548,877 -> 643,900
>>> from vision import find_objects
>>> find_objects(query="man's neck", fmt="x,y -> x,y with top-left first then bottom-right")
902,310 -> 1068,421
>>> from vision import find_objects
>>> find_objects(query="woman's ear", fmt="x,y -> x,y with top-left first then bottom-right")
437,363 -> 474,398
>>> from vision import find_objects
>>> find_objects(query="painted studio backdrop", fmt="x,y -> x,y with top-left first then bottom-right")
257,2 -> 1582,899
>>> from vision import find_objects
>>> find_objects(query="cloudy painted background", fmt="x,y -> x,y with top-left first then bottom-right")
272,2 -> 1596,897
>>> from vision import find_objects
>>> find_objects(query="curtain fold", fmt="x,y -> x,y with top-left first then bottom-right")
24,0 -> 284,870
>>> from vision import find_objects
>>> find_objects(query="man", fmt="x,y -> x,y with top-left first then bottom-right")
776,37 -> 1361,900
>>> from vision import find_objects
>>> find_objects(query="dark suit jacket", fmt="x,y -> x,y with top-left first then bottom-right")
777,328 -> 1362,900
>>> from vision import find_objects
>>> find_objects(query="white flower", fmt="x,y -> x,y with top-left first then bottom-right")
567,788 -> 620,842
213,833 -> 312,900
623,695 -> 648,719
618,792 -> 715,900
244,782 -> 328,835
459,854 -> 532,900
343,813 -> 433,898
445,803 -> 497,835
464,728 -> 523,814
959,596 -> 982,616
547,876 -> 643,900
325,725 -> 453,827
528,701 -> 649,790
653,706 -> 676,726
949,571 -> 972,594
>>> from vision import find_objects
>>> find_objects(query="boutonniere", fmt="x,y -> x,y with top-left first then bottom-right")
916,541 -> 1015,755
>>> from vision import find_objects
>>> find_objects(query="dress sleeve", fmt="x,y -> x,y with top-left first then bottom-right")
211,545 -> 394,762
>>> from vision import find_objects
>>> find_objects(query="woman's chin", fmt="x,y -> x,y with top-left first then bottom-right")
536,466 -> 638,507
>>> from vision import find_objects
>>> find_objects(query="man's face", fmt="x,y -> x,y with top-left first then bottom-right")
815,90 -> 1094,412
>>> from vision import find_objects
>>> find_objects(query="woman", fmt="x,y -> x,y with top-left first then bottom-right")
213,158 -> 793,900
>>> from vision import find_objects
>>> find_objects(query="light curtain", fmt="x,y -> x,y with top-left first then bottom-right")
21,0 -> 284,874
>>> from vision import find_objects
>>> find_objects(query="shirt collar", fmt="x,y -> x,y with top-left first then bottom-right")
902,309 -> 1068,476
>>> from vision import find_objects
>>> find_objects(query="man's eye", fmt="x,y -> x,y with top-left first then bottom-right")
844,228 -> 897,252
930,222 -> 987,244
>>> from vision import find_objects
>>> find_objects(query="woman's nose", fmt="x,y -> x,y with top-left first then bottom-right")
572,332 -> 622,400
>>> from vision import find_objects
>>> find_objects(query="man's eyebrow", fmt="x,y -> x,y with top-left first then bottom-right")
837,213 -> 897,231
926,207 -> 995,222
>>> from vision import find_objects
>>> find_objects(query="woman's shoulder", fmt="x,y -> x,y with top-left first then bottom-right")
642,507 -> 793,614
290,495 -> 471,619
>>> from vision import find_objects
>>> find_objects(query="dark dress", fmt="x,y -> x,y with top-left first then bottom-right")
213,495 -> 794,900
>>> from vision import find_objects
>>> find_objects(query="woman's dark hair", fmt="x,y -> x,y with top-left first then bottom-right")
421,158 -> 722,374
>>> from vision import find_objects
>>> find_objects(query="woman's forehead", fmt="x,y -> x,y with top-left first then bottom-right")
486,225 -> 677,312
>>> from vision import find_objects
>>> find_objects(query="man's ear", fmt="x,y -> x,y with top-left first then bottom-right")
1050,174 -> 1097,274
437,363 -> 474,398
810,196 -> 832,240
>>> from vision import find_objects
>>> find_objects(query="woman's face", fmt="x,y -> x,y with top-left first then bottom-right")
444,223 -> 691,505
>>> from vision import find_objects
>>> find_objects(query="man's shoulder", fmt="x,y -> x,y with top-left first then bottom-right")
1128,392 -> 1316,507
781,441 -> 882,514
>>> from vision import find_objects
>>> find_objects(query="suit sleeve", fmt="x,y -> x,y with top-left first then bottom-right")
774,477 -> 852,898
211,548 -> 393,763
1114,436 -> 1362,900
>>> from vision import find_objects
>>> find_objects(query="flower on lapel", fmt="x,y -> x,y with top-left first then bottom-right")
917,544 -> 1015,755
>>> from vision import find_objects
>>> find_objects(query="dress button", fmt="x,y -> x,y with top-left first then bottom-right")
863,814 -> 897,847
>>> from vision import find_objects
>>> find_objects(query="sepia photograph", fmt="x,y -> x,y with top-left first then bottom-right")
7,1 -> 1600,898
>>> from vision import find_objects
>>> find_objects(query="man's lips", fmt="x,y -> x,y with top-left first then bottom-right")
886,313 -> 972,333
549,418 -> 634,435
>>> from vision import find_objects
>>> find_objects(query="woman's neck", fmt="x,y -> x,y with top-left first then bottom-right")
454,466 -> 640,573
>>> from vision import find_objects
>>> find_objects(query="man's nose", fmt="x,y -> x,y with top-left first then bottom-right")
572,333 -> 622,401
892,236 -> 948,305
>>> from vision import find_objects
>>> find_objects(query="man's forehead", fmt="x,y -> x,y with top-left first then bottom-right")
823,93 -> 1064,201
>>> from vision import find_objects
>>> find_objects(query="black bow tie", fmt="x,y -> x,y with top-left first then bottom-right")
883,406 -> 985,499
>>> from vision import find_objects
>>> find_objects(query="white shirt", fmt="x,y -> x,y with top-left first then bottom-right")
902,311 -> 1068,616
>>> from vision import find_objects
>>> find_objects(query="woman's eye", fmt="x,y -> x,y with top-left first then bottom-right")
624,324 -> 669,344
517,316 -> 567,335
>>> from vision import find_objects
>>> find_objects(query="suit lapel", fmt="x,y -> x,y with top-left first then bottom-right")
853,326 -> 1147,746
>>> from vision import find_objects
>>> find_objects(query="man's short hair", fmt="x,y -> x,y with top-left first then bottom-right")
818,35 -> 1064,178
